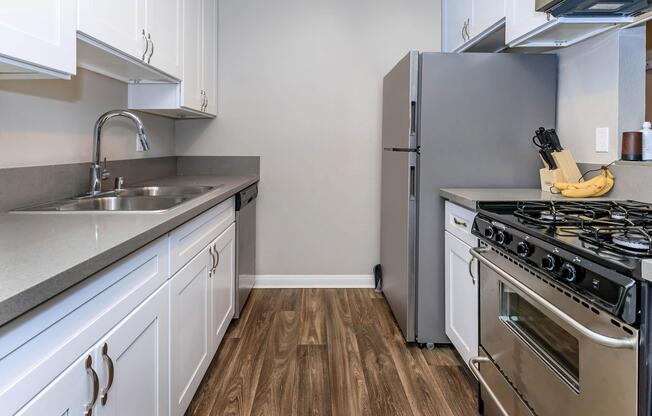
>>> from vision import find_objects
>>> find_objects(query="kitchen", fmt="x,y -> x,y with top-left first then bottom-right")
1,0 -> 652,415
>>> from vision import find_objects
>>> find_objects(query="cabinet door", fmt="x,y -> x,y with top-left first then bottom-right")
78,0 -> 147,60
442,0 -> 472,52
202,0 -> 218,115
15,353 -> 96,416
0,0 -> 76,76
181,0 -> 204,112
471,0 -> 506,38
97,283 -> 170,416
147,0 -> 182,78
505,0 -> 549,45
209,224 -> 235,354
444,232 -> 478,366
169,246 -> 211,416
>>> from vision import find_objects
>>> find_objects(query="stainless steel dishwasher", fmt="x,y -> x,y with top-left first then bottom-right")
234,184 -> 257,318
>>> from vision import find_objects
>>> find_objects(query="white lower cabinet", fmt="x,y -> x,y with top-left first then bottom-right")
209,224 -> 236,353
169,222 -> 236,416
3,197 -> 239,416
16,282 -> 170,416
444,231 -> 478,367
170,243 -> 212,416
96,282 -> 170,416
14,354 -> 93,416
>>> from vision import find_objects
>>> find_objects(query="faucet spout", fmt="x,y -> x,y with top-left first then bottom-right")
89,110 -> 150,195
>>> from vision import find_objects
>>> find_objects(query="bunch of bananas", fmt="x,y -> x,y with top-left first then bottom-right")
553,167 -> 615,198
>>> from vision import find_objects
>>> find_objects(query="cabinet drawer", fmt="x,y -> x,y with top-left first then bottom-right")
445,201 -> 477,247
169,197 -> 235,276
0,237 -> 169,415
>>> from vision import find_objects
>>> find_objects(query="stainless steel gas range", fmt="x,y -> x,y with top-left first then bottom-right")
469,200 -> 652,416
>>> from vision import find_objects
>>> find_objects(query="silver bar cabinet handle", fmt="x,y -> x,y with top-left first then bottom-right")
85,355 -> 99,416
467,257 -> 476,285
468,356 -> 509,416
470,247 -> 638,349
213,244 -> 220,272
209,246 -> 215,277
453,217 -> 467,228
141,29 -> 149,61
100,343 -> 115,406
147,33 -> 154,64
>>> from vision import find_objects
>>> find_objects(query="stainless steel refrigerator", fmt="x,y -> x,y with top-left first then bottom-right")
380,52 -> 557,344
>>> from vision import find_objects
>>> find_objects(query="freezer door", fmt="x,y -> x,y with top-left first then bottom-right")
380,149 -> 418,341
382,51 -> 419,150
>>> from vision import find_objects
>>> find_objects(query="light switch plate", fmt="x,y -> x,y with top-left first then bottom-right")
595,127 -> 610,153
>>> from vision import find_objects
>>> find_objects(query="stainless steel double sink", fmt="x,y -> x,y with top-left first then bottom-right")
14,185 -> 221,212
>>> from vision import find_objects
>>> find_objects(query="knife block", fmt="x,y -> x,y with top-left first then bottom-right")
539,149 -> 581,192
540,168 -> 566,192
552,150 -> 582,183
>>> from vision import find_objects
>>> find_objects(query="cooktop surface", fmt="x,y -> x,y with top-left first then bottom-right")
477,200 -> 652,277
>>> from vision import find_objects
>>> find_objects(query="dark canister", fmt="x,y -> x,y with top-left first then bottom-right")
622,131 -> 643,161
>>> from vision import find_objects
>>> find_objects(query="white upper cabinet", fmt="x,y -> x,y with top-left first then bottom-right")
0,0 -> 76,79
202,0 -> 218,115
182,0 -> 205,112
442,0 -> 507,53
78,0 -> 147,61
146,0 -> 183,79
471,0 -> 507,38
442,0 -> 472,52
505,0 -> 550,45
77,0 -> 182,82
127,0 -> 218,118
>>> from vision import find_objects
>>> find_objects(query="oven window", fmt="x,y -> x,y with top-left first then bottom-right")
500,284 -> 580,391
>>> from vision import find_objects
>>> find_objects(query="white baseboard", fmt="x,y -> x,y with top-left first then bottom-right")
254,274 -> 375,289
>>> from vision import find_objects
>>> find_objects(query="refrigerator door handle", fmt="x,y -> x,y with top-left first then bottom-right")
409,165 -> 416,200
410,101 -> 417,135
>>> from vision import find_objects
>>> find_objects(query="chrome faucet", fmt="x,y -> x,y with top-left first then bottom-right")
89,110 -> 150,195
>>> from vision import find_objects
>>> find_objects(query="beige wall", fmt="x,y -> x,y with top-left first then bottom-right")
555,27 -> 646,164
175,0 -> 442,276
0,69 -> 175,168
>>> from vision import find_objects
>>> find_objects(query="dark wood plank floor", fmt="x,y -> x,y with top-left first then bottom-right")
186,289 -> 479,416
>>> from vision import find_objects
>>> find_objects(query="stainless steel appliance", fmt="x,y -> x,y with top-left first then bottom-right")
234,184 -> 257,318
470,201 -> 652,416
380,52 -> 558,344
536,0 -> 652,16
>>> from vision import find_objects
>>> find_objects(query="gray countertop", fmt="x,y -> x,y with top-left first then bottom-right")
440,188 -> 615,211
0,175 -> 258,327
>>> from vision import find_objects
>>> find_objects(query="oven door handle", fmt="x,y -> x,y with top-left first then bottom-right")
468,356 -> 510,416
470,247 -> 638,350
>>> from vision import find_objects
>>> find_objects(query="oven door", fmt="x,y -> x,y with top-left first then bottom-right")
471,247 -> 639,416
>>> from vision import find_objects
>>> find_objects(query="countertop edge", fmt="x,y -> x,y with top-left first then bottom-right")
0,175 -> 258,327
439,189 -> 478,211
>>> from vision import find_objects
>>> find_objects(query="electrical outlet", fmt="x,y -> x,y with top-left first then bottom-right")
595,127 -> 610,153
136,134 -> 144,152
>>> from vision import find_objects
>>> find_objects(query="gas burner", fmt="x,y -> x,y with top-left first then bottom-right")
540,210 -> 566,221
612,232 -> 652,251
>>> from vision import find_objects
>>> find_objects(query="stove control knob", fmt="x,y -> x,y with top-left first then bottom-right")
484,227 -> 495,240
541,255 -> 558,271
517,241 -> 532,258
560,263 -> 578,283
495,231 -> 509,245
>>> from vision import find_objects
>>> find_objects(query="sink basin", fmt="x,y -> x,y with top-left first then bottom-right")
111,185 -> 217,197
56,196 -> 190,212
13,184 -> 222,213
